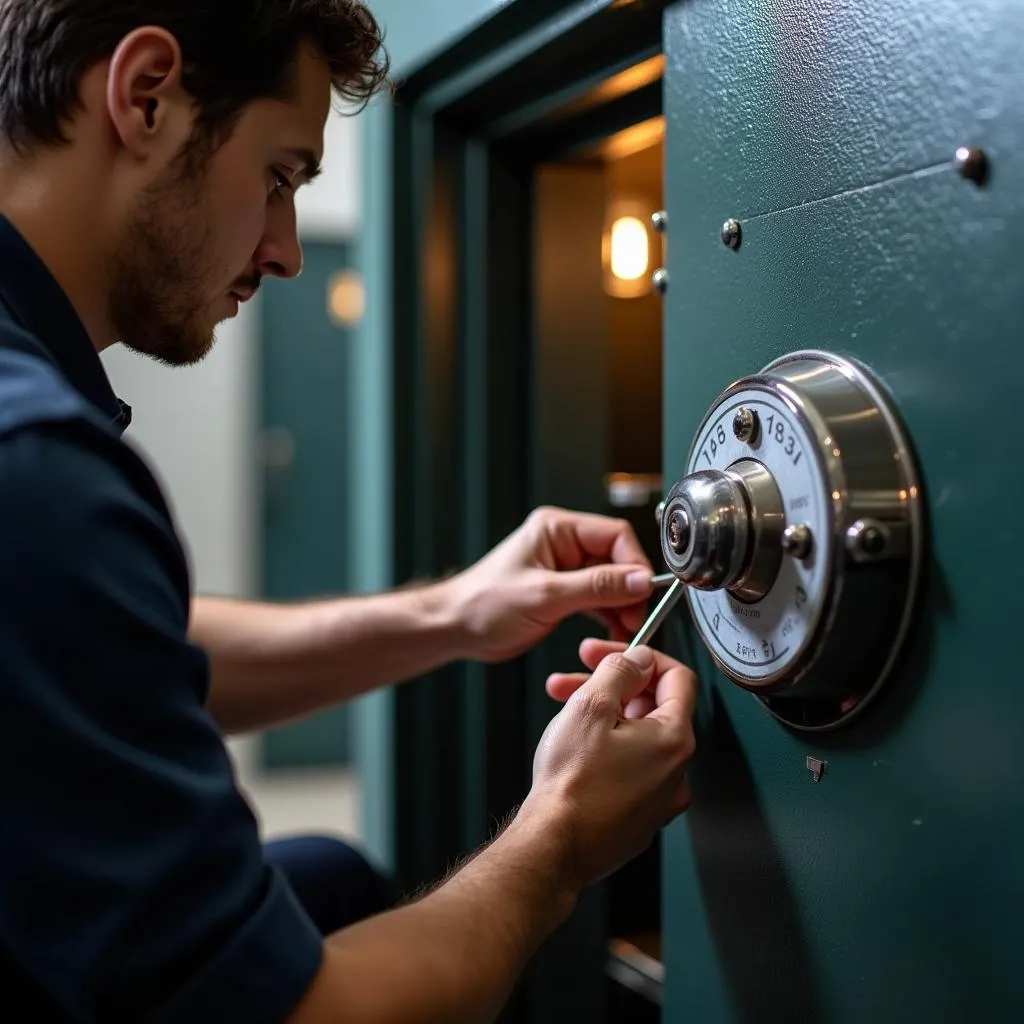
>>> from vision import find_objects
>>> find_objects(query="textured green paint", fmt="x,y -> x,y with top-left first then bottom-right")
662,0 -> 1024,1019
370,0 -> 511,74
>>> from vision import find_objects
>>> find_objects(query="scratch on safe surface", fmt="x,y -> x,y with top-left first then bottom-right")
740,160 -> 952,224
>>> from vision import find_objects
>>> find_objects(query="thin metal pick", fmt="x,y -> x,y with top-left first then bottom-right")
628,578 -> 686,650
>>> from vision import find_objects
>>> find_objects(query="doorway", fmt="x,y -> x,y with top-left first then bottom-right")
532,127 -> 666,1020
370,4 -> 673,1017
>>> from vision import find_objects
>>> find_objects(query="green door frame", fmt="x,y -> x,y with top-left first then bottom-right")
353,2 -> 671,1020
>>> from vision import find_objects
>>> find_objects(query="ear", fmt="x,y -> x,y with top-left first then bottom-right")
106,27 -> 192,158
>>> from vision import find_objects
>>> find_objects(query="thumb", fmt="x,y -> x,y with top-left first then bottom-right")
548,563 -> 652,614
583,646 -> 657,712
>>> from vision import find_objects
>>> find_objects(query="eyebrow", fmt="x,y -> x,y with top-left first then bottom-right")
285,147 -> 323,184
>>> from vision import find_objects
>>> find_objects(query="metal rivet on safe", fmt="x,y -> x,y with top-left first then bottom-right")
652,210 -> 668,233
652,268 -> 669,293
954,146 -> 988,186
721,218 -> 742,250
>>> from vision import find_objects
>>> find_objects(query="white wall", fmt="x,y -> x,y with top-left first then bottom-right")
296,104 -> 361,239
101,107 -> 362,777
102,306 -> 261,599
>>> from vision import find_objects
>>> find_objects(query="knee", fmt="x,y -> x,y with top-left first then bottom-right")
265,834 -> 395,934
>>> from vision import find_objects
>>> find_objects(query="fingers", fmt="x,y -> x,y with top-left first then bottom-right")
532,506 -> 652,571
579,637 -> 629,670
624,693 -> 656,719
575,646 -> 658,713
579,640 -> 687,699
548,640 -> 698,721
546,640 -> 633,701
543,565 -> 653,622
645,664 -> 699,727
546,671 -> 589,702
546,640 -> 665,701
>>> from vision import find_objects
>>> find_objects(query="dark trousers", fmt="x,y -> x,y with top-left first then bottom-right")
263,835 -> 395,936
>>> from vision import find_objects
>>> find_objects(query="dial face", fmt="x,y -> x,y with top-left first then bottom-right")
685,388 -> 834,687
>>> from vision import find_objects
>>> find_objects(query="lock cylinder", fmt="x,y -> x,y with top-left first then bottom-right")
662,460 -> 784,602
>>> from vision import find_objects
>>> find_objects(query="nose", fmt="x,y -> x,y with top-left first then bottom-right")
254,200 -> 304,280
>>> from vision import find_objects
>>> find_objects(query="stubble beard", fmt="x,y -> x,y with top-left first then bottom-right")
108,144 -> 220,368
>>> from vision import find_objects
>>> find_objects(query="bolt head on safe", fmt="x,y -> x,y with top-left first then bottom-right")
954,146 -> 988,186
781,523 -> 813,560
721,218 -> 742,250
846,518 -> 888,562
733,406 -> 759,444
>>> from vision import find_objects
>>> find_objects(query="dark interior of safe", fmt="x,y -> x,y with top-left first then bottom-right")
385,12 -> 676,1019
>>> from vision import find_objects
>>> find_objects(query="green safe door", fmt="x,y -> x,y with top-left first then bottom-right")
659,0 -> 1024,1021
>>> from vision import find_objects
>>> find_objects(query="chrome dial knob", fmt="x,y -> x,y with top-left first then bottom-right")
661,460 -> 784,602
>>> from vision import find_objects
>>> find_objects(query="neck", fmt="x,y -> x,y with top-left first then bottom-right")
0,149 -> 117,353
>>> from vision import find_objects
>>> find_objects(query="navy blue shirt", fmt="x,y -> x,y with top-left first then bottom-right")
0,216 -> 323,1022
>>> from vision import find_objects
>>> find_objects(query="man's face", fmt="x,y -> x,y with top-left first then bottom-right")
110,46 -> 330,366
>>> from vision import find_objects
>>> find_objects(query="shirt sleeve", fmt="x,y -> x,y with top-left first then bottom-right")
0,419 -> 324,1023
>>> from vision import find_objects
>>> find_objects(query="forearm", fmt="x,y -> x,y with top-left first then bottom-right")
191,584 -> 467,734
289,810 -> 578,1024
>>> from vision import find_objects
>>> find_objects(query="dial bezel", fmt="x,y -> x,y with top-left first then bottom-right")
678,349 -> 925,732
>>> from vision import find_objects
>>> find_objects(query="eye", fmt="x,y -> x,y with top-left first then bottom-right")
270,169 -> 293,198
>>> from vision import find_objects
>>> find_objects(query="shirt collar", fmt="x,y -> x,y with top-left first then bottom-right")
0,215 -> 132,434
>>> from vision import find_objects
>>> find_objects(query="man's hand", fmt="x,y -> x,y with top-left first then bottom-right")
287,643 -> 696,1024
442,506 -> 655,663
519,643 -> 697,890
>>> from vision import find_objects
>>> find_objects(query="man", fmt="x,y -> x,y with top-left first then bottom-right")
0,2 -> 697,1021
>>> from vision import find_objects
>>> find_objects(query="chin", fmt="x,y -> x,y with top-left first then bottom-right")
121,328 -> 216,368
181,331 -> 218,366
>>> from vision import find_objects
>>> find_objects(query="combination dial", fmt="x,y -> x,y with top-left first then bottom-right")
660,350 -> 924,731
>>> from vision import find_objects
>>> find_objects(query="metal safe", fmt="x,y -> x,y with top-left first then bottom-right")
351,0 -> 1024,1020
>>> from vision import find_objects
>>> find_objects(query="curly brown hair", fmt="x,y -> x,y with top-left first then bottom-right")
0,0 -> 391,153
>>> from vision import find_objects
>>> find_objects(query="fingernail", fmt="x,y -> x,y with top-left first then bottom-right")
624,646 -> 654,670
627,570 -> 652,594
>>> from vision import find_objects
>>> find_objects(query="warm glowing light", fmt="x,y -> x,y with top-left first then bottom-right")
327,271 -> 365,327
597,117 -> 665,161
609,216 -> 650,281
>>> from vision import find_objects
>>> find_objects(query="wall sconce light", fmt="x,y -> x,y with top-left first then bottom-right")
326,270 -> 366,327
602,200 -> 657,299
